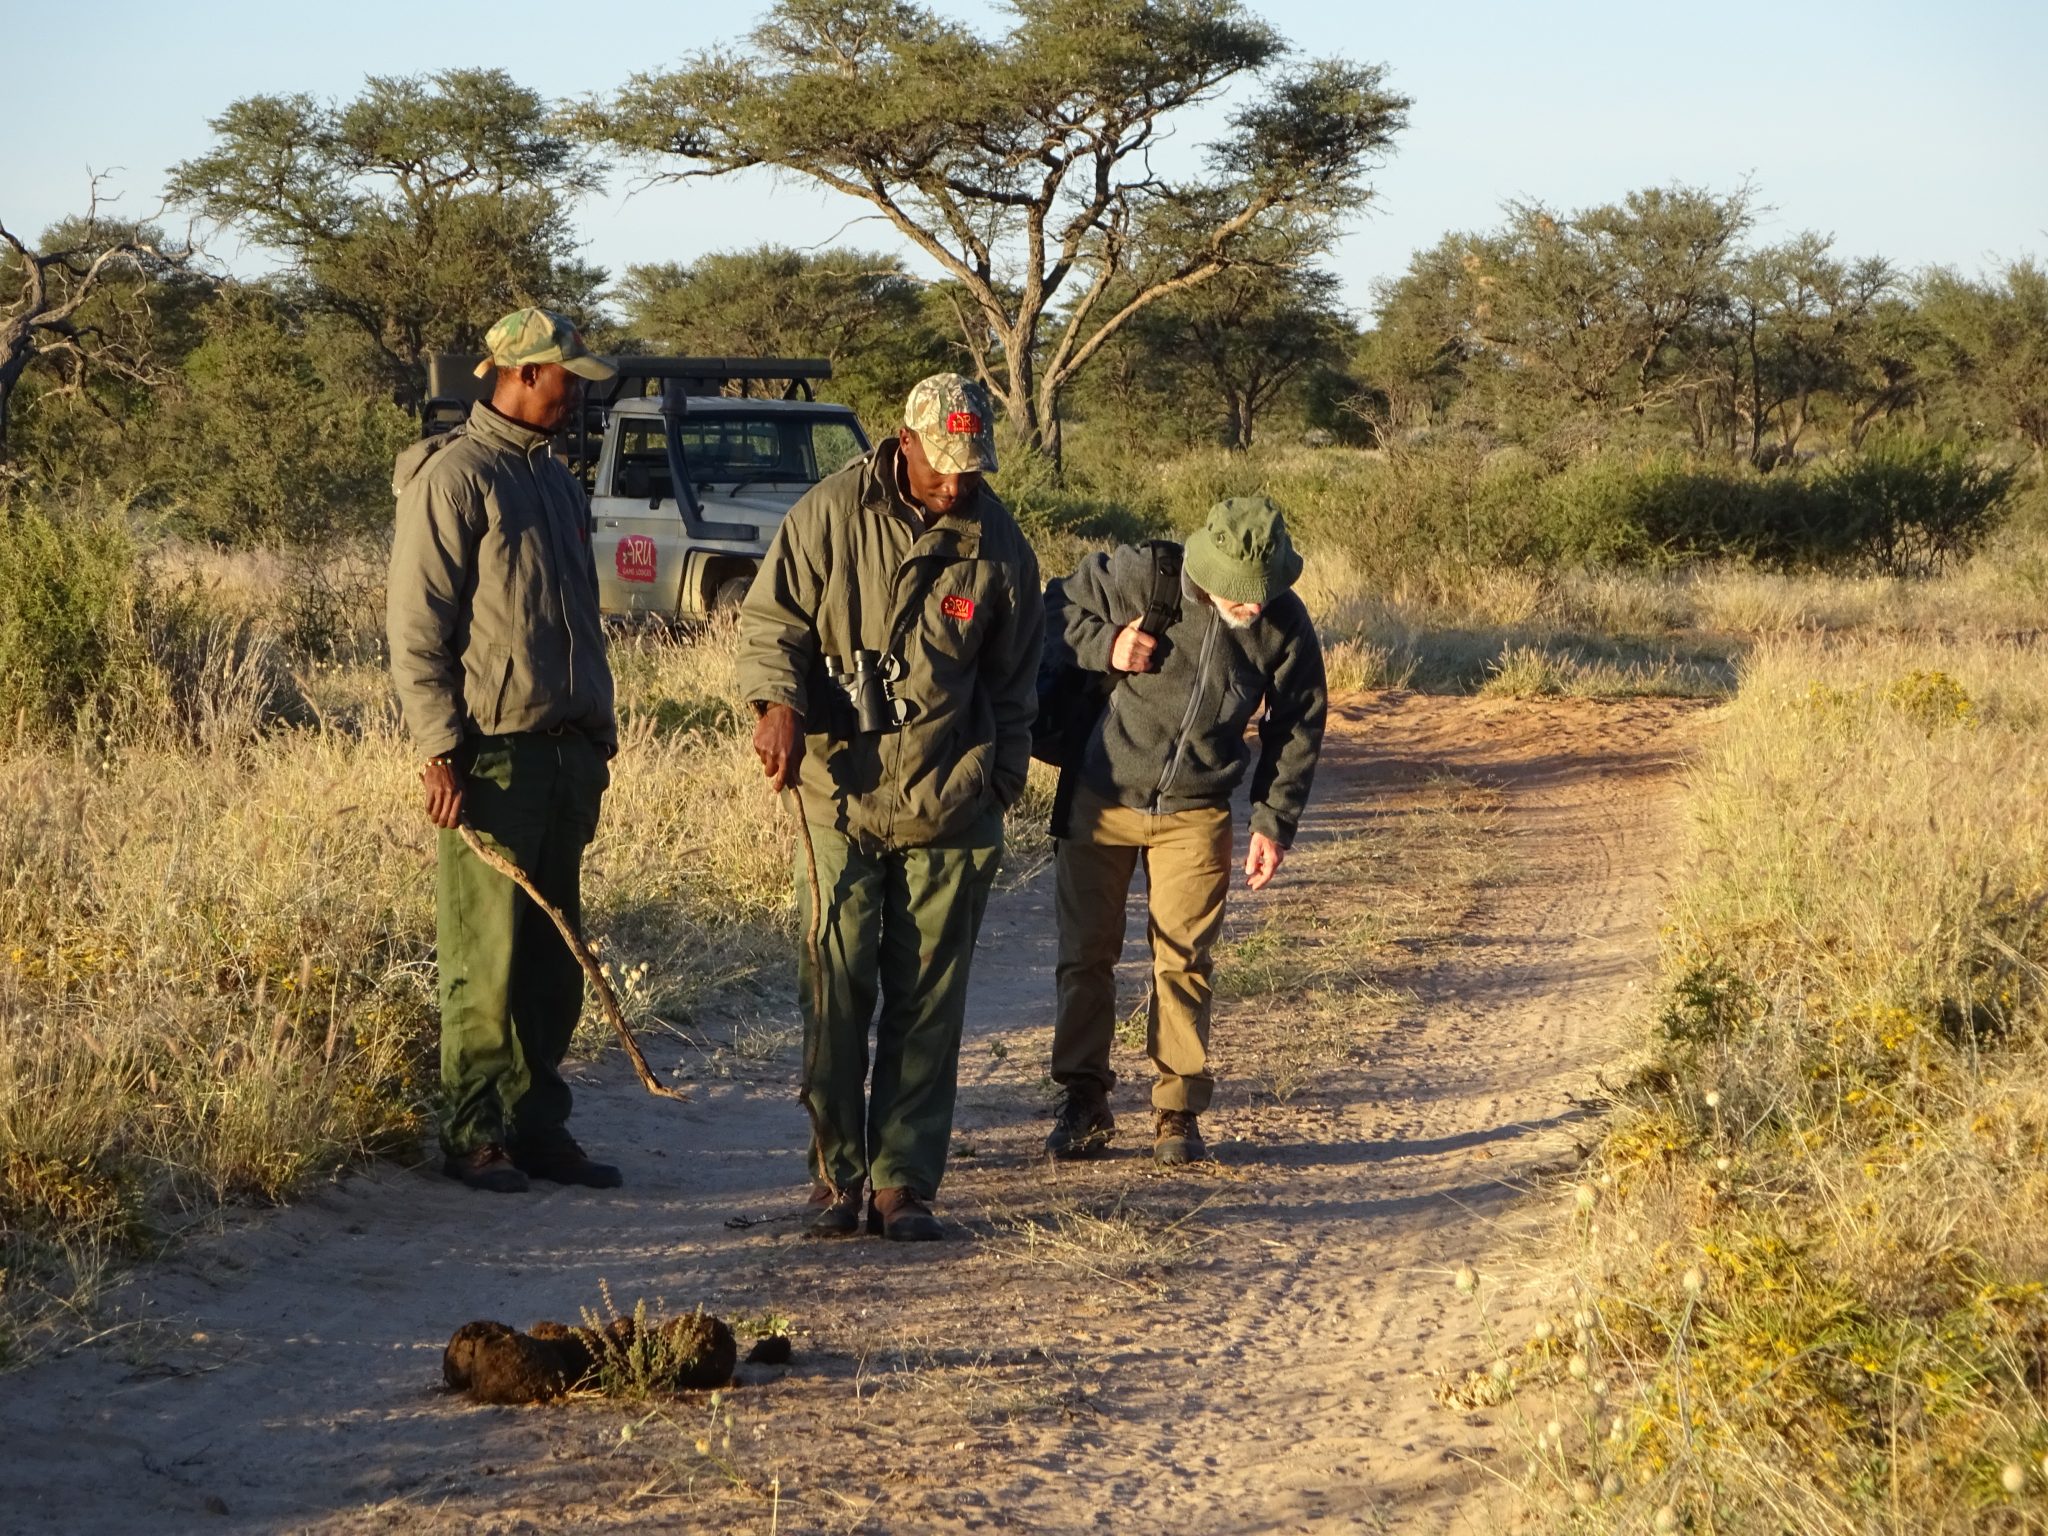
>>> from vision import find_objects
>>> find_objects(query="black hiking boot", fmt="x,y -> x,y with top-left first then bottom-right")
868,1188 -> 944,1242
806,1181 -> 865,1238
1152,1110 -> 1207,1167
444,1143 -> 531,1194
1046,1087 -> 1116,1160
511,1129 -> 623,1189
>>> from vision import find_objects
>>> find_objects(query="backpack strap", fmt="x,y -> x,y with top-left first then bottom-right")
1136,539 -> 1183,636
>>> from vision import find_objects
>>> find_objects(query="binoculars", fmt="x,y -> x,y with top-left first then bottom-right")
825,650 -> 909,734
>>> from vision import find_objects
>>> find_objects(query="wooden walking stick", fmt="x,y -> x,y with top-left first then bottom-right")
457,825 -> 689,1103
783,788 -> 840,1199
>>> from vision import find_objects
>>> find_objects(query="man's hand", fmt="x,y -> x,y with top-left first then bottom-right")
1110,617 -> 1160,674
422,758 -> 465,830
1244,831 -> 1286,891
753,702 -> 804,792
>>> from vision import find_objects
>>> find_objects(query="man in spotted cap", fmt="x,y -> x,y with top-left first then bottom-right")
387,308 -> 622,1194
737,373 -> 1043,1240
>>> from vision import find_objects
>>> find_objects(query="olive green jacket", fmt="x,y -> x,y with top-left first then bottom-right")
386,405 -> 617,760
736,440 -> 1043,849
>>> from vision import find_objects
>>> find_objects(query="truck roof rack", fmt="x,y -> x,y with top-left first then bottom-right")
424,353 -> 833,407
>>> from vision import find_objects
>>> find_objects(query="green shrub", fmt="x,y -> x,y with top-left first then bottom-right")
0,503 -> 140,733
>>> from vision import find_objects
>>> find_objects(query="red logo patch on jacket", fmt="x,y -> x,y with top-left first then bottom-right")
941,594 -> 976,622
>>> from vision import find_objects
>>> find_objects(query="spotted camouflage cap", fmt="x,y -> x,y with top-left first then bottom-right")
904,373 -> 998,475
472,308 -> 616,380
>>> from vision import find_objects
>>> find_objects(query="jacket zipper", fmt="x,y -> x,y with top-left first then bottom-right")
1152,605 -> 1220,810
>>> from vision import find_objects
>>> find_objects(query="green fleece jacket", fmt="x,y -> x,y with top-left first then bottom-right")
1054,543 -> 1327,846
386,405 -> 616,759
735,439 -> 1043,849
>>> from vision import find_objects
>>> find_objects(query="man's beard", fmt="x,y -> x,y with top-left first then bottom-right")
1215,601 -> 1256,631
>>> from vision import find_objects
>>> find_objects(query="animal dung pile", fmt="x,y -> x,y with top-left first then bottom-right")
443,1312 -> 738,1405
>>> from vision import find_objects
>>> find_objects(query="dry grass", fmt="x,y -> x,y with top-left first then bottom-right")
0,602 -> 800,1364
1506,635 -> 2048,1532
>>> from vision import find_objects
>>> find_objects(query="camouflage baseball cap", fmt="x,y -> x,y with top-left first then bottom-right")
904,373 -> 998,475
471,308 -> 615,381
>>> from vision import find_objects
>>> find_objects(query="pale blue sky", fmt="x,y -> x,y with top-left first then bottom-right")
3,0 -> 2041,316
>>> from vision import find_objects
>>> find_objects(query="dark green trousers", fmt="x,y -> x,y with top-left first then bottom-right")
436,731 -> 608,1157
795,811 -> 1003,1199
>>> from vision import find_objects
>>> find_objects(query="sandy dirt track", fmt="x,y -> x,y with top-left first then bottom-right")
2,692 -> 1709,1535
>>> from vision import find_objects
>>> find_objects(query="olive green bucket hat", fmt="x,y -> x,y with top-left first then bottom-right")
1183,496 -> 1303,606
472,308 -> 615,381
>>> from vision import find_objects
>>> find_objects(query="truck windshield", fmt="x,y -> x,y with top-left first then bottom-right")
676,416 -> 866,488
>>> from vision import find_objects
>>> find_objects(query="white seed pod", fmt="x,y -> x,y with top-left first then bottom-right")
1683,1267 -> 1706,1297
1598,1171 -> 1614,1187
1453,1265 -> 1478,1295
1534,1320 -> 1556,1342
1491,1358 -> 1512,1383
1704,1090 -> 1720,1109
1601,1473 -> 1623,1498
1546,1419 -> 1564,1442
1590,1378 -> 1608,1398
1569,1354 -> 1590,1380
1715,1155 -> 1733,1173
2002,1463 -> 2027,1494
1573,1308 -> 1596,1331
1575,1183 -> 1597,1213
1654,1506 -> 1681,1533
1609,1417 -> 1625,1442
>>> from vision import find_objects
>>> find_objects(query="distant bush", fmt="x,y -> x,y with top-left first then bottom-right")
0,503 -> 140,733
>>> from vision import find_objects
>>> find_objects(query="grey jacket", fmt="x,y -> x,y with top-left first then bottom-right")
1055,543 -> 1326,846
386,405 -> 617,759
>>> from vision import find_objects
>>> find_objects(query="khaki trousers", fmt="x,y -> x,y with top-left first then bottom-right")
1052,786 -> 1232,1113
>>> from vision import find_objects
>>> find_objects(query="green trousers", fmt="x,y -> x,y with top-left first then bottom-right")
794,811 -> 1003,1199
436,731 -> 608,1157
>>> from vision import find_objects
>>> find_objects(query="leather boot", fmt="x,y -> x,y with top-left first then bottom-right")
1153,1109 -> 1207,1166
806,1180 -> 865,1238
868,1187 -> 943,1242
444,1143 -> 530,1194
1046,1086 -> 1116,1160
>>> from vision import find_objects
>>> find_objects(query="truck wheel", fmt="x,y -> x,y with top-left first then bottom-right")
711,574 -> 753,614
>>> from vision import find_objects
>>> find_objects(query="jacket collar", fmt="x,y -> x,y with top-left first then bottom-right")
468,401 -> 557,457
860,439 -> 985,556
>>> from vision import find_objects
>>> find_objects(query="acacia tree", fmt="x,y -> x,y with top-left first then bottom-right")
0,185 -> 201,465
571,0 -> 1406,461
1088,248 -> 1348,449
169,69 -> 605,398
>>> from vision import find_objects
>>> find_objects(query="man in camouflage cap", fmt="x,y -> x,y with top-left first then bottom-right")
737,372 -> 1041,1240
388,307 -> 623,1194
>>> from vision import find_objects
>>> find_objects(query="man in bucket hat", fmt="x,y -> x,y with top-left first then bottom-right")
387,308 -> 622,1194
738,373 -> 1043,1239
1043,497 -> 1327,1165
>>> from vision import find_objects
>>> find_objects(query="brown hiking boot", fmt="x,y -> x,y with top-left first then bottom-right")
1153,1110 -> 1207,1167
1046,1086 -> 1116,1160
444,1143 -> 530,1194
806,1181 -> 864,1238
511,1130 -> 622,1189
868,1187 -> 943,1242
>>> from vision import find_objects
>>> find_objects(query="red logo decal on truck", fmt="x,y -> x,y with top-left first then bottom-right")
615,535 -> 657,583
941,594 -> 975,622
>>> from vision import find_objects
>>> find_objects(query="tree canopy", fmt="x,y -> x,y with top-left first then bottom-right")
170,69 -> 606,396
610,245 -> 951,431
569,0 -> 1406,459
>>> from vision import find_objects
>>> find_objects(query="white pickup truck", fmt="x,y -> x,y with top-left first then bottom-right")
423,354 -> 870,619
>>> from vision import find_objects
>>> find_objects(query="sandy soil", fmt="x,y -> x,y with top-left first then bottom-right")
2,692 -> 1709,1535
